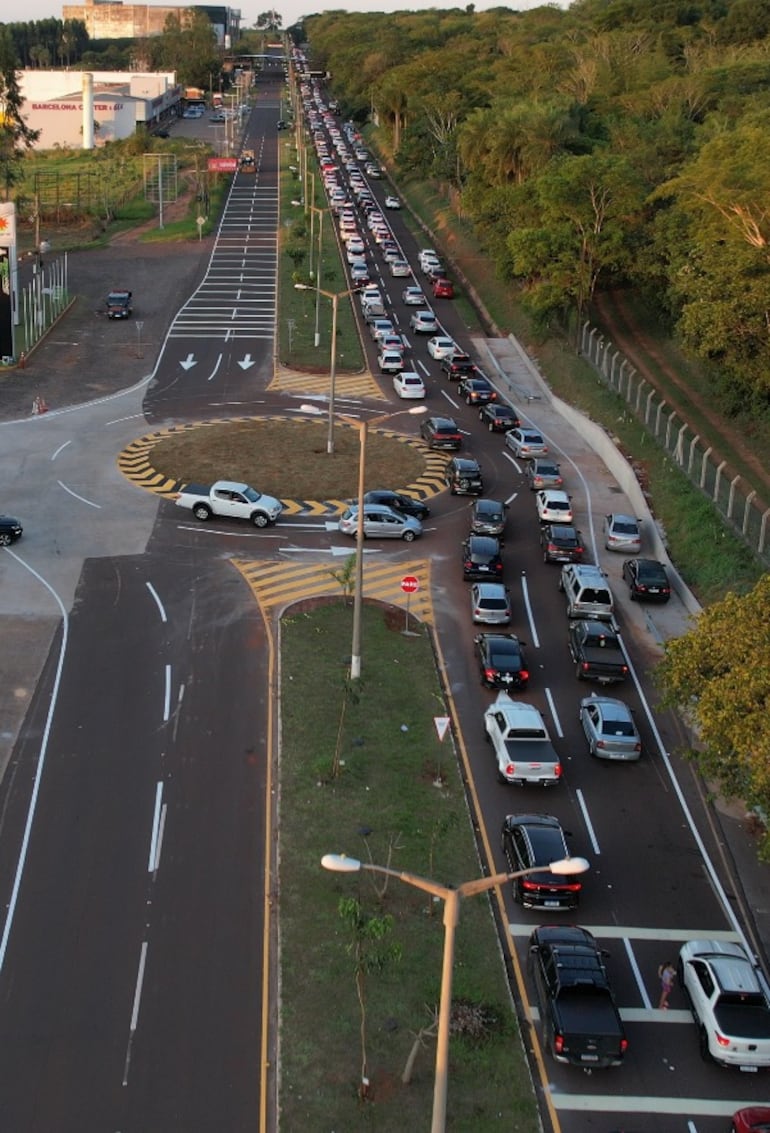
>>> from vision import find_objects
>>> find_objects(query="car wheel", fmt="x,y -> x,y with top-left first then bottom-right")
0,532 -> 11,546
192,504 -> 212,521
252,512 -> 269,528
698,1026 -> 712,1062
466,396 -> 472,405
488,422 -> 495,432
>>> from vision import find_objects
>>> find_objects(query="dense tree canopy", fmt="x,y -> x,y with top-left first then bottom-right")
302,0 -> 770,414
657,574 -> 770,857
0,26 -> 39,197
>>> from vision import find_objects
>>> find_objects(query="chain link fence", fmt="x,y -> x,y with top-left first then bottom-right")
580,322 -> 770,567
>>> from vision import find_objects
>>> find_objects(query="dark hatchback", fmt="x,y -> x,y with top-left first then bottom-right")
363,489 -> 430,521
458,376 -> 497,405
0,515 -> 23,545
479,403 -> 521,432
501,814 -> 581,909
470,498 -> 506,537
420,415 -> 462,450
440,353 -> 476,380
541,524 -> 584,564
462,535 -> 503,580
475,633 -> 529,690
622,557 -> 671,602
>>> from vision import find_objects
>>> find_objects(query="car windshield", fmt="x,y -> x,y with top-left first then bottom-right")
481,598 -> 507,610
242,487 -> 261,503
614,520 -> 638,533
603,720 -> 635,736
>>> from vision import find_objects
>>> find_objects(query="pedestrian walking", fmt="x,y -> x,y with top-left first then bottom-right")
658,960 -> 676,1009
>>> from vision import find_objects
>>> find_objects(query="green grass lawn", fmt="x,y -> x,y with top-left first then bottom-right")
278,602 -> 539,1132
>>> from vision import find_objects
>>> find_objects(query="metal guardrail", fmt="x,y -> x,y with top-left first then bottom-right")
580,321 -> 770,566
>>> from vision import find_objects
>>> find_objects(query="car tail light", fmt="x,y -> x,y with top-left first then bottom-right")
547,542 -> 557,553
555,763 -> 562,778
494,562 -> 503,574
521,878 -> 540,891
715,1031 -> 731,1048
505,763 -> 516,777
582,662 -> 591,672
633,742 -> 641,752
464,560 -> 472,571
622,665 -> 628,674
520,670 -> 529,682
620,1038 -> 628,1054
561,882 -> 582,892
484,668 -> 497,682
554,1033 -> 565,1055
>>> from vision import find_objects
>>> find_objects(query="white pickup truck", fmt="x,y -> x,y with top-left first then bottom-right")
678,939 -> 770,1069
483,693 -> 562,786
174,480 -> 283,527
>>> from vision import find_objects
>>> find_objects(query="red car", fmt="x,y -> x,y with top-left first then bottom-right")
432,276 -> 454,299
732,1110 -> 770,1133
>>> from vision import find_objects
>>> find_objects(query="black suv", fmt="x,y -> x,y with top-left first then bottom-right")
363,489 -> 430,521
541,524 -> 584,564
475,633 -> 529,690
470,498 -> 506,536
446,457 -> 483,495
461,535 -> 503,580
420,416 -> 462,450
501,814 -> 579,909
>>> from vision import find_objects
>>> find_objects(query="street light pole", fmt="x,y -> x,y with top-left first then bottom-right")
294,281 -> 356,456
322,853 -> 590,1133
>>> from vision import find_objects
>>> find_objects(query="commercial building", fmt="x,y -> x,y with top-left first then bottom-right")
61,1 -> 241,47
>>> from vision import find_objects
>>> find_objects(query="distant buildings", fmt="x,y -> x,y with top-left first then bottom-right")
61,1 -> 241,46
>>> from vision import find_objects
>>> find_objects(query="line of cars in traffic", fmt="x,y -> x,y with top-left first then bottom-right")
301,85 -> 770,1085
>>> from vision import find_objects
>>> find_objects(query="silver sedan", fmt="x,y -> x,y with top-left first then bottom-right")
579,696 -> 641,760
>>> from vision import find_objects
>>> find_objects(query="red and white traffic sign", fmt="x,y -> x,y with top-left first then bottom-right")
401,574 -> 420,594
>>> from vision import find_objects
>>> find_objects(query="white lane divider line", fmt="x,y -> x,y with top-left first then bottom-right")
163,664 -> 171,722
576,788 -> 601,855
148,781 -> 164,872
122,940 -> 148,1086
145,580 -> 167,622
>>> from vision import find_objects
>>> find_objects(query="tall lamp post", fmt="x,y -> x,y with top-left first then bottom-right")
294,282 -> 358,455
338,406 -> 426,681
322,852 -> 590,1133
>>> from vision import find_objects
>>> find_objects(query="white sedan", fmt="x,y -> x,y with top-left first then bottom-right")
393,371 -> 425,399
385,195 -> 401,209
378,349 -> 404,373
535,489 -> 573,524
427,335 -> 457,360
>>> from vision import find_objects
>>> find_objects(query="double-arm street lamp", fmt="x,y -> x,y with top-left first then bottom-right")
338,406 -> 426,680
322,851 -> 590,1132
294,282 -> 358,455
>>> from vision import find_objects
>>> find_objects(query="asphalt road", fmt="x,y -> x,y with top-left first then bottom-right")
0,63 -> 767,1133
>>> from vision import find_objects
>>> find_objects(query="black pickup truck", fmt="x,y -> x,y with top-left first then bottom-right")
568,619 -> 628,684
529,925 -> 627,1069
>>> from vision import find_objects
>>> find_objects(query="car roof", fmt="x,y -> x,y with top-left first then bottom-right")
474,581 -> 507,597
475,498 -> 504,511
467,535 -> 500,551
591,697 -> 633,721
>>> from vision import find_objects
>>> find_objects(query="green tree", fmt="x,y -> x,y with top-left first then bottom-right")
0,26 -> 40,198
656,574 -> 770,858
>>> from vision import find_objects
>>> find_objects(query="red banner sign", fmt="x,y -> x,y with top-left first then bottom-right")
207,157 -> 238,172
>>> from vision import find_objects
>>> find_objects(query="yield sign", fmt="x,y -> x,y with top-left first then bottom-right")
434,716 -> 451,742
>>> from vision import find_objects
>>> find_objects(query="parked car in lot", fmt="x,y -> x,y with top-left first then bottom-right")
471,582 -> 511,625
622,557 -> 671,602
338,504 -> 422,541
0,514 -> 23,545
526,458 -> 563,490
427,335 -> 457,360
420,415 -> 462,450
541,524 -> 584,563
479,403 -> 520,432
470,498 -> 506,537
505,427 -> 548,459
462,535 -> 503,580
476,633 -> 529,690
604,513 -> 642,553
502,815 -> 580,908
410,309 -> 439,334
458,376 -> 496,404
579,696 -> 641,760
363,489 -> 429,520
445,456 -> 483,495
392,371 -> 425,399
535,489 -> 573,524
402,285 -> 426,306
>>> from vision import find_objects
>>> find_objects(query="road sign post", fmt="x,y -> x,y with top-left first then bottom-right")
401,574 -> 420,636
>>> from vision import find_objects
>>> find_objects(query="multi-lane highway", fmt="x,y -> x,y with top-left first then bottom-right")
0,55 -> 767,1133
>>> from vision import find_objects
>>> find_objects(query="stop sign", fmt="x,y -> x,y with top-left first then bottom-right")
401,574 -> 420,594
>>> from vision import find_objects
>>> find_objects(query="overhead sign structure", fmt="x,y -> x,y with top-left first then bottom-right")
208,157 -> 239,173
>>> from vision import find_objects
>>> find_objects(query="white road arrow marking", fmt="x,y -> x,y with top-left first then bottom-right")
238,353 -> 256,370
180,353 -> 197,370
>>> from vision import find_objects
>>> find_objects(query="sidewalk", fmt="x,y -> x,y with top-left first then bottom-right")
477,332 -> 770,968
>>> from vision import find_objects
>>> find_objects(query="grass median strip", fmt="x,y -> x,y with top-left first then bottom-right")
278,601 -> 540,1131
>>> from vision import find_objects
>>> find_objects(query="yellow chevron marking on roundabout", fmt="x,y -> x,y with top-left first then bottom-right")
116,414 -> 449,513
232,557 -> 434,625
269,368 -> 385,400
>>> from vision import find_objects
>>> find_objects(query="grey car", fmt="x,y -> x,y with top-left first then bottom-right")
579,696 -> 642,760
525,458 -> 563,491
338,504 -> 422,541
470,582 -> 511,625
505,427 -> 548,459
604,513 -> 642,553
470,498 -> 507,537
